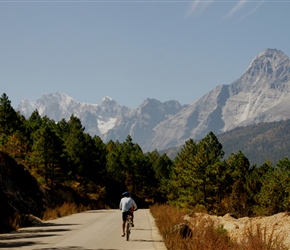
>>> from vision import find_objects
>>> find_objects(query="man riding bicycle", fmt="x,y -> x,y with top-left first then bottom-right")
119,191 -> 137,237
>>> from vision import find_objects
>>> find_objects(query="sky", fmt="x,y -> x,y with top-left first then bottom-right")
1,0 -> 290,109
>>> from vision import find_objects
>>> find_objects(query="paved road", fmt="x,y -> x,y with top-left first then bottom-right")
0,209 -> 167,250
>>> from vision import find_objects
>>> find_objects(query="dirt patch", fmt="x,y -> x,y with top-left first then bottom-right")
185,212 -> 290,247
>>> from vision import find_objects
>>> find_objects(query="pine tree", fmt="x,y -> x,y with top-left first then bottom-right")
30,123 -> 64,187
226,151 -> 251,216
61,115 -> 87,179
258,157 -> 290,215
169,132 -> 224,209
0,93 -> 23,140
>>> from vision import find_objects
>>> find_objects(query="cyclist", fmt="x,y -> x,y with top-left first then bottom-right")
119,191 -> 137,237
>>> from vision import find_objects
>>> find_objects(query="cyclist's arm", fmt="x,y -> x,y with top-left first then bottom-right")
132,200 -> 137,210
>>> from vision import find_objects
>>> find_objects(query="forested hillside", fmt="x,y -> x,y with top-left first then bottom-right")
1,92 -> 290,233
218,120 -> 290,166
164,119 -> 290,166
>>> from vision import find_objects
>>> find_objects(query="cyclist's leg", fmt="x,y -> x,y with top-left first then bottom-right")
129,211 -> 134,227
126,221 -> 130,241
121,212 -> 127,236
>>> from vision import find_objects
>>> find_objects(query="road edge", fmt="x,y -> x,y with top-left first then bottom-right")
147,210 -> 167,250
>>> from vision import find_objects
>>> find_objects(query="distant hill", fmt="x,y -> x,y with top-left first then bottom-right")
218,119 -> 290,166
162,119 -> 290,166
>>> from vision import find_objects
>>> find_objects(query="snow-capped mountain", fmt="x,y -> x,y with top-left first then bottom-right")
17,48 -> 290,152
148,48 -> 290,150
18,93 -> 185,150
19,93 -> 132,135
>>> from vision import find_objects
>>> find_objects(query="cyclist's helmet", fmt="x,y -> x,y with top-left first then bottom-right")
122,191 -> 130,197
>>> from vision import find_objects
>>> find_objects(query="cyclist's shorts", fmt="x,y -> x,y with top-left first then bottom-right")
122,210 -> 133,222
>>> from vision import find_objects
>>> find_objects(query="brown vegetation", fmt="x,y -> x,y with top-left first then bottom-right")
150,204 -> 288,250
41,202 -> 89,220
0,151 -> 98,232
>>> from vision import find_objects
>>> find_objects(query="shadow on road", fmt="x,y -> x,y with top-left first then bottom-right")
0,247 -> 119,250
132,228 -> 151,231
33,222 -> 80,227
0,242 -> 118,250
84,210 -> 116,214
0,240 -> 35,248
0,222 -> 79,249
0,232 -> 62,240
131,239 -> 165,243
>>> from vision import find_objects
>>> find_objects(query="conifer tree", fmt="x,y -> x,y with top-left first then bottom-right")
146,150 -> 174,202
0,93 -> 23,140
27,110 -> 43,132
226,151 -> 251,216
93,135 -> 107,179
169,132 -> 224,209
61,115 -> 87,179
257,157 -> 290,215
30,122 -> 64,187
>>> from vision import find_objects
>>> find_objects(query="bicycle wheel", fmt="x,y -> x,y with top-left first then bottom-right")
126,222 -> 130,241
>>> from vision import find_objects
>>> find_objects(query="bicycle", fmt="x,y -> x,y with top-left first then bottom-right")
125,214 -> 133,241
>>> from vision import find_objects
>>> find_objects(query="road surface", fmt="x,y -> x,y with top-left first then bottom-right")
0,209 -> 167,250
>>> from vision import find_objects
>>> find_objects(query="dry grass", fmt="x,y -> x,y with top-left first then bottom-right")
238,222 -> 287,250
150,204 -> 287,250
42,202 -> 89,220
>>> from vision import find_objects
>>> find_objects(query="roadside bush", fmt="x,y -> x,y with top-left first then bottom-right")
42,202 -> 88,220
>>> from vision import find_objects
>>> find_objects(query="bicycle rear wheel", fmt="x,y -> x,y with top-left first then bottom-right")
126,222 -> 130,241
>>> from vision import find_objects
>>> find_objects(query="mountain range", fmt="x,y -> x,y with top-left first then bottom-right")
17,48 -> 290,152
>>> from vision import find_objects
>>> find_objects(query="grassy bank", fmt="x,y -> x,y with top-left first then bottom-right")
150,204 -> 287,250
41,202 -> 89,220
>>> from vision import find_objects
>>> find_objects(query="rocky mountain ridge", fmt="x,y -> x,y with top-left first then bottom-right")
149,49 -> 290,150
17,48 -> 290,152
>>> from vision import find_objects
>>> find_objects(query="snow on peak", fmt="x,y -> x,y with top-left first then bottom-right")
102,96 -> 113,102
97,118 -> 117,134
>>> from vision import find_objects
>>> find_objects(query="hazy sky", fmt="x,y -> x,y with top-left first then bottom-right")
1,0 -> 290,109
